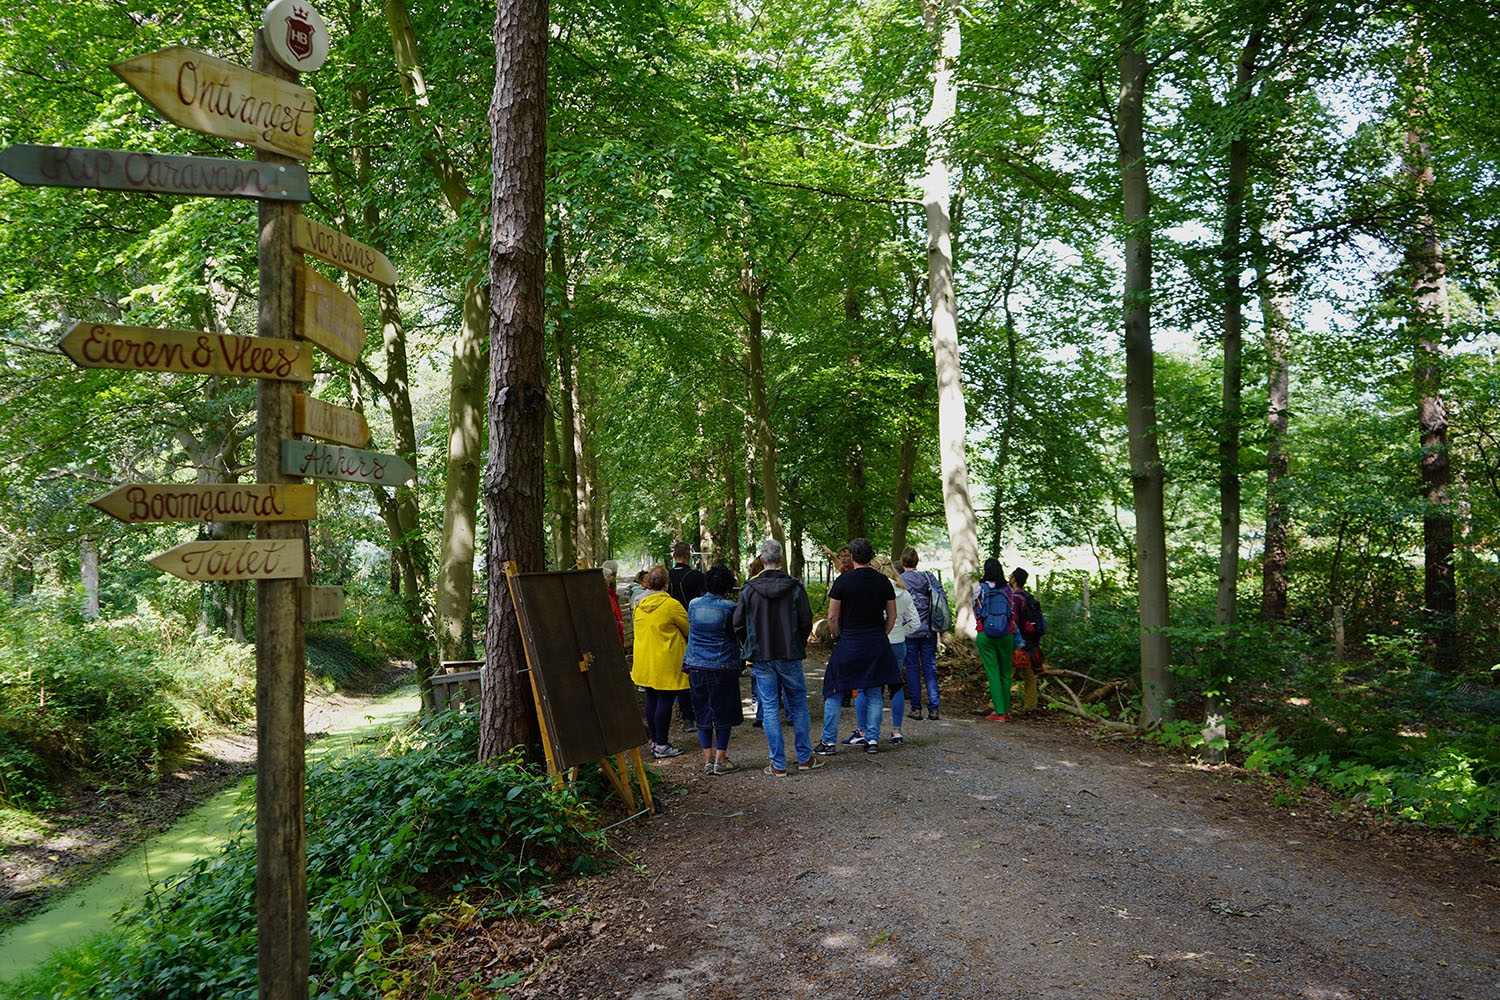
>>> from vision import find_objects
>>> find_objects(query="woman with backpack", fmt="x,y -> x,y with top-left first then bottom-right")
973,558 -> 1016,721
1009,567 -> 1045,712
898,547 -> 944,719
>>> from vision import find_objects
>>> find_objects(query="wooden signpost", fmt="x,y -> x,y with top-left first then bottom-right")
57,322 -> 313,381
112,47 -> 316,160
0,144 -> 311,201
281,439 -> 415,486
91,483 -> 316,524
147,539 -> 305,581
294,394 -> 370,447
300,585 -> 344,622
294,261 -> 364,364
292,215 -> 397,286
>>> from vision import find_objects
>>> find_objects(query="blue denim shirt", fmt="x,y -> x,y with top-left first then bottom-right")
683,594 -> 742,671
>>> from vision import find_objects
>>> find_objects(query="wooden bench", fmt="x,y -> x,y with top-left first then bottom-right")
425,659 -> 483,715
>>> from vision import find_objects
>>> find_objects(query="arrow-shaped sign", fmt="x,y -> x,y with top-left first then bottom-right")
0,144 -> 310,201
301,585 -> 345,622
148,540 -> 305,581
295,262 -> 364,364
111,47 -> 315,160
91,483 -> 316,524
294,394 -> 370,447
292,215 -> 397,286
57,322 -> 313,381
281,439 -> 415,487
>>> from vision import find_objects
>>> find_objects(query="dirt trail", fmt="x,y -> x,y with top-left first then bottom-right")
513,661 -> 1500,1000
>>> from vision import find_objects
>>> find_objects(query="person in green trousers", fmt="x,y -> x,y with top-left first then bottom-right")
973,558 -> 1014,721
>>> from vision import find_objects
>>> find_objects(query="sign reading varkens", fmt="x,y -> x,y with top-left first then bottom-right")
148,540 -> 305,581
57,322 -> 313,381
111,47 -> 315,160
291,215 -> 397,286
91,483 -> 316,524
281,439 -> 415,486
295,262 -> 364,364
0,144 -> 310,202
294,394 -> 369,447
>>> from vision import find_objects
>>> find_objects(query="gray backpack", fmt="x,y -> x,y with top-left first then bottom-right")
925,571 -> 951,632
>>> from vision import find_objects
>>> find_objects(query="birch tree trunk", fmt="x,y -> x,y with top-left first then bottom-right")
481,0 -> 549,762
1260,176 -> 1292,622
1119,0 -> 1172,725
922,0 -> 980,633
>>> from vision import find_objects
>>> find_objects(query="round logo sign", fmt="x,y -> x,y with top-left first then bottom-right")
263,0 -> 329,73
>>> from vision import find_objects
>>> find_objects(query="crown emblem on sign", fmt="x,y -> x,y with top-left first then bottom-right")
285,5 -> 315,61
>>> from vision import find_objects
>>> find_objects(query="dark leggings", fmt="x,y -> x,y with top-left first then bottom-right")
696,726 -> 731,751
644,688 -> 676,745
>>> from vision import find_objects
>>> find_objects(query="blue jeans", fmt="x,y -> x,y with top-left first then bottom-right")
753,659 -> 812,771
854,686 -> 906,743
821,689 -> 846,744
905,635 -> 938,709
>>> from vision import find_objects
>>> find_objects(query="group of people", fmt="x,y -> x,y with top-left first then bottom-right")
616,536 -> 1046,777
972,558 -> 1047,720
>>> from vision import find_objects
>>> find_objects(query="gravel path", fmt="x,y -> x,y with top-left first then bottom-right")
512,660 -> 1500,1000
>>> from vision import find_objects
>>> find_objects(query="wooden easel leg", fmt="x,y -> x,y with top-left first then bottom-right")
596,755 -> 633,809
629,747 -> 654,814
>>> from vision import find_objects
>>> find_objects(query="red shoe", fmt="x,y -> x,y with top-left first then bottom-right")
985,713 -> 1011,721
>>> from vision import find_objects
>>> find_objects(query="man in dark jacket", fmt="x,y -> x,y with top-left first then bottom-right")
733,538 -> 821,775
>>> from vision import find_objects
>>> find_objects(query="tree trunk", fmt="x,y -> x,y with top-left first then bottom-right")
1405,35 -> 1455,670
1208,28 -> 1262,762
742,268 -> 785,550
482,0 -> 549,763
80,534 -> 99,618
386,0 -> 486,664
1259,176 -> 1292,622
1119,0 -> 1172,726
550,230 -> 580,568
922,0 -> 980,633
891,429 -> 918,562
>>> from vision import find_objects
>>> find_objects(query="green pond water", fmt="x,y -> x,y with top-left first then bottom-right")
0,690 -> 419,982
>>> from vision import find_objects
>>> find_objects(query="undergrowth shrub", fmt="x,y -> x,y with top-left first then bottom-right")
10,710 -> 601,1000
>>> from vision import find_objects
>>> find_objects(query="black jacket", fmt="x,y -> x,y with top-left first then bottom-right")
667,563 -> 705,607
733,569 -> 813,662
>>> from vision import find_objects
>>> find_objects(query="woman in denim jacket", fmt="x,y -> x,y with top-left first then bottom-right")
684,565 -> 746,774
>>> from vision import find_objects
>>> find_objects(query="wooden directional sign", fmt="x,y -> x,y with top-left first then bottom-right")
148,540 -> 305,581
111,47 -> 315,160
295,262 -> 364,364
0,144 -> 310,202
282,440 -> 415,487
301,585 -> 345,622
294,394 -> 369,447
91,483 -> 316,524
292,215 -> 396,287
57,322 -> 313,381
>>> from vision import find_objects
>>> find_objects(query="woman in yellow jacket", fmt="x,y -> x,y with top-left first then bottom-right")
631,564 -> 690,758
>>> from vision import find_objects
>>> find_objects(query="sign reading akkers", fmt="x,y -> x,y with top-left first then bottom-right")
281,439 -> 415,486
111,47 -> 315,160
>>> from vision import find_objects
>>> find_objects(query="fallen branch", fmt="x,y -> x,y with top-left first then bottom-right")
1042,677 -> 1140,733
1082,676 -> 1134,705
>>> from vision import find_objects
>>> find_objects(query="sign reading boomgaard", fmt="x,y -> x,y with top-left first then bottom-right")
91,483 -> 317,524
111,47 -> 316,160
57,322 -> 314,381
0,144 -> 311,201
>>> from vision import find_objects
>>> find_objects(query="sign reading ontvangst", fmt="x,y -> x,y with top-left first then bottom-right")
0,144 -> 310,201
111,46 -> 316,160
57,322 -> 313,381
147,540 -> 305,581
281,439 -> 415,487
91,483 -> 317,524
